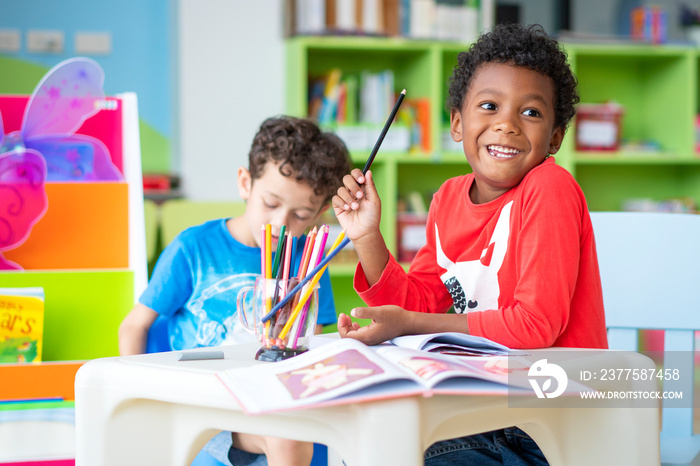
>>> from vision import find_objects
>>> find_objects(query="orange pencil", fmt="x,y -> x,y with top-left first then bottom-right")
297,226 -> 317,279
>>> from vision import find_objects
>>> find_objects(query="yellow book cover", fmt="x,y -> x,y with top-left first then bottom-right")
0,287 -> 45,363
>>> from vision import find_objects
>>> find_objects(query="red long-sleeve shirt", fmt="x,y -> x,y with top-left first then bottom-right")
355,157 -> 608,350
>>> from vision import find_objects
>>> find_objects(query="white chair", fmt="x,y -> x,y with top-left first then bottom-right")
159,199 -> 246,247
591,211 -> 700,466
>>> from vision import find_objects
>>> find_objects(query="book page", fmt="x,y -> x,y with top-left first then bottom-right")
216,337 -> 592,415
374,345 -> 532,391
390,332 -> 511,356
217,338 -> 425,415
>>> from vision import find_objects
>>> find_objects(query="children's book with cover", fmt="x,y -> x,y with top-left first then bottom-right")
216,336 -> 582,415
0,287 -> 45,363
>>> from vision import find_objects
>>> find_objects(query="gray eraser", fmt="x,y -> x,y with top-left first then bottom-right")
179,350 -> 224,361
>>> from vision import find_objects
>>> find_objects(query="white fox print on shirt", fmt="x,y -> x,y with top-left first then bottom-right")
435,201 -> 513,314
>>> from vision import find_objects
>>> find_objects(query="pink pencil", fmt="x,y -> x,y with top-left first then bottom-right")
304,225 -> 326,279
282,231 -> 293,282
292,225 -> 329,348
313,225 -> 329,268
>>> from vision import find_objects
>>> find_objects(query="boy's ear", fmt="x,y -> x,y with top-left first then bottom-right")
237,167 -> 252,200
449,108 -> 464,142
548,127 -> 566,155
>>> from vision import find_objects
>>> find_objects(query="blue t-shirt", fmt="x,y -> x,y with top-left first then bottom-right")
140,219 -> 337,351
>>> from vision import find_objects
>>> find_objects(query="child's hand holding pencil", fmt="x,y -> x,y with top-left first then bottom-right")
332,168 -> 383,243
332,89 -> 405,286
332,169 -> 390,287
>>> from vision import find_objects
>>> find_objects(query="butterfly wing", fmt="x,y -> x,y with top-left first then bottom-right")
0,149 -> 48,254
0,253 -> 22,270
27,134 -> 122,181
21,57 -> 105,140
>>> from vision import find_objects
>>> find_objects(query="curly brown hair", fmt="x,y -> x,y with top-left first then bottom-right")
248,116 -> 351,204
447,23 -> 579,130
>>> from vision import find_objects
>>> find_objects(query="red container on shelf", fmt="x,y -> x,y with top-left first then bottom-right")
575,103 -> 624,151
142,173 -> 171,191
396,212 -> 429,263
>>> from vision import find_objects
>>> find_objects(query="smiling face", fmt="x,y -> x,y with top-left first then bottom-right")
450,62 -> 565,204
231,161 -> 328,248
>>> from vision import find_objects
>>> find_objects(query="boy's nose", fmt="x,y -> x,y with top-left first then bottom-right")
493,113 -> 520,134
269,213 -> 291,235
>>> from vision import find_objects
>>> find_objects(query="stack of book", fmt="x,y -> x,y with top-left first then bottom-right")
289,0 -> 479,42
309,68 -> 431,154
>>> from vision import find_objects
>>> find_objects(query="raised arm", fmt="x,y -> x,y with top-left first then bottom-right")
332,169 -> 390,286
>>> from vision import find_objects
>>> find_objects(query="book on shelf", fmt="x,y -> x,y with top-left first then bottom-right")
396,211 -> 428,263
397,190 -> 429,262
288,0 -> 477,39
318,68 -> 343,124
334,0 -> 358,33
216,332 -> 573,415
441,126 -> 463,153
309,68 -> 429,153
360,0 -> 384,35
0,287 -> 45,363
405,97 -> 431,153
295,0 -> 327,35
360,69 -> 394,126
434,1 -> 478,42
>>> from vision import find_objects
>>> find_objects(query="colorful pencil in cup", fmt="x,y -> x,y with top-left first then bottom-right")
291,225 -> 329,347
259,89 -> 407,346
277,229 -> 347,339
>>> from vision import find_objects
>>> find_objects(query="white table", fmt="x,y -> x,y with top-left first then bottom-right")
75,338 -> 660,466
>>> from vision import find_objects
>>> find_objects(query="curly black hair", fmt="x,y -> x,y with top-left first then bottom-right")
447,23 -> 579,130
248,116 -> 351,204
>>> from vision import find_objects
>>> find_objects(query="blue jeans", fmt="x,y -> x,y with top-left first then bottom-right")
424,427 -> 549,466
227,447 -> 267,466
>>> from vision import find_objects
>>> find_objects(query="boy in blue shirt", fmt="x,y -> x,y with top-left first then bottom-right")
119,116 -> 351,466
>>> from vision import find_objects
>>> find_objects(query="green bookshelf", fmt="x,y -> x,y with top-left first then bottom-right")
285,36 -> 700,313
565,44 -> 700,211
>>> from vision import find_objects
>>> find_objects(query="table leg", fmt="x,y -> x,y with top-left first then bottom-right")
343,397 -> 424,466
526,406 -> 659,466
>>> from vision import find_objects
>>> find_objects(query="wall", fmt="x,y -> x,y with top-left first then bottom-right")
0,0 -> 176,173
177,0 -> 285,201
499,0 -> 558,33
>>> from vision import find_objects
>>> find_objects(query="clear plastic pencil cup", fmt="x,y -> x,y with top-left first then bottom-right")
237,277 -> 319,362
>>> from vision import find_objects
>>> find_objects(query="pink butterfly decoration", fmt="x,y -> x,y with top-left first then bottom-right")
0,57 -> 122,270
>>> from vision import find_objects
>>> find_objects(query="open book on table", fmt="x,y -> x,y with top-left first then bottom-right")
390,332 -> 511,356
217,334 -> 573,415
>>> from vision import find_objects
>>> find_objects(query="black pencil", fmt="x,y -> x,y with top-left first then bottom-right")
261,90 -> 407,324
362,89 -> 406,174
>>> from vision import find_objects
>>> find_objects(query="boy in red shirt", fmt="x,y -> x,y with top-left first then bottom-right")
333,23 -> 607,464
